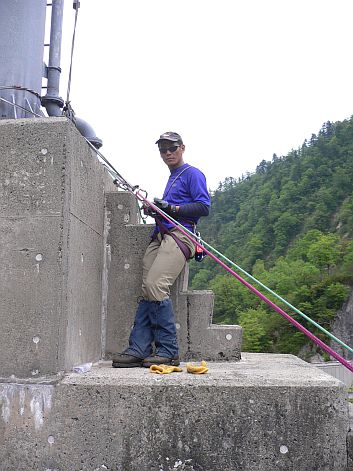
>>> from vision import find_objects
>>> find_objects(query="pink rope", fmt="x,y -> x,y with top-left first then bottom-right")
138,193 -> 353,374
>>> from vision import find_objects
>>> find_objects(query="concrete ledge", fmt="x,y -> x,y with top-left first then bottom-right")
0,354 -> 349,470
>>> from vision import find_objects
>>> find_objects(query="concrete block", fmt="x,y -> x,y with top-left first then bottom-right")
0,354 -> 349,470
183,290 -> 242,360
105,190 -> 141,226
0,118 -> 116,378
0,118 -> 66,217
0,215 -> 63,377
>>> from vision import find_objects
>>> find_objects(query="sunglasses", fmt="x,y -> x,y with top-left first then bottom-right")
159,145 -> 180,154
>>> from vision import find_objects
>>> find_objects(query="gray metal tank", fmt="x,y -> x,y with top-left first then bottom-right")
0,0 -> 47,118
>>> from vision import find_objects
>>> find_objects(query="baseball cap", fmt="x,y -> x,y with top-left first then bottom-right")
155,132 -> 183,145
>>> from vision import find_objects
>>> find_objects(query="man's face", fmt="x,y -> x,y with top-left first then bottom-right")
158,140 -> 185,169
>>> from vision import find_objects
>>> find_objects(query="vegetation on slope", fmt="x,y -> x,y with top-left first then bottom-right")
190,118 -> 353,357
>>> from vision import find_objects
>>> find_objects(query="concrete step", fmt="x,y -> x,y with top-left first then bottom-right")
0,353 -> 349,471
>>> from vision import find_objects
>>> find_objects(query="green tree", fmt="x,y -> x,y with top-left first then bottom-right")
238,309 -> 272,352
209,274 -> 257,324
306,233 -> 341,272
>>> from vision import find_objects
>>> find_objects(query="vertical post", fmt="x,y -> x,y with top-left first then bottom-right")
41,0 -> 65,116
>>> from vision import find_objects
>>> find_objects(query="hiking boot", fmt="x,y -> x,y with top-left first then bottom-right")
142,355 -> 180,368
112,353 -> 143,368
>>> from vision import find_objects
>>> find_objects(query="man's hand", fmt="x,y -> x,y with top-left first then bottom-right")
153,198 -> 178,216
153,198 -> 170,211
142,203 -> 157,217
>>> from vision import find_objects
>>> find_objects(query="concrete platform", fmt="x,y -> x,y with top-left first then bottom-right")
0,353 -> 349,470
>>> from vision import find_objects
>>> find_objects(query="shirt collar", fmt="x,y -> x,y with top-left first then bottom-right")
170,163 -> 189,175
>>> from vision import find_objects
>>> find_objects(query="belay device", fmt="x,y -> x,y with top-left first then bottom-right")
194,231 -> 207,262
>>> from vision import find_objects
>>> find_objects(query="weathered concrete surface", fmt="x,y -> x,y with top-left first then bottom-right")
105,192 -> 242,362
348,402 -> 353,470
0,354 -> 349,471
0,118 -> 116,378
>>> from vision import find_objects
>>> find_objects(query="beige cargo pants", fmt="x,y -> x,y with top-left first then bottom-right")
141,229 -> 196,302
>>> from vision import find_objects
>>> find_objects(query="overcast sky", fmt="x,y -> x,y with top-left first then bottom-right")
59,0 -> 353,198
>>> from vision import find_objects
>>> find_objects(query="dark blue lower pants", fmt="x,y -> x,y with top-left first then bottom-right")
124,299 -> 179,359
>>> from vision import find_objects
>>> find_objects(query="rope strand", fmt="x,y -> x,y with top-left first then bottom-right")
66,4 -> 80,106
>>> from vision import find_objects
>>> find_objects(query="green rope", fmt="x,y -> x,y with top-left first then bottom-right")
162,211 -> 353,355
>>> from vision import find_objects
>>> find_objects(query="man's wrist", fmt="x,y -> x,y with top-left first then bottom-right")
169,205 -> 179,214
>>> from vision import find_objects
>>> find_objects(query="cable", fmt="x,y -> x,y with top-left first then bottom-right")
84,138 -> 139,192
0,97 -> 43,118
66,2 -> 80,106
0,85 -> 42,99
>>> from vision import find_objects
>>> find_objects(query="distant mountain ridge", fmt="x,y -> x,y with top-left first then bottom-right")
190,118 -> 353,358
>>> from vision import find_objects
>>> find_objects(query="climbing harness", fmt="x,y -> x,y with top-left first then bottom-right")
154,217 -> 206,262
154,217 -> 192,260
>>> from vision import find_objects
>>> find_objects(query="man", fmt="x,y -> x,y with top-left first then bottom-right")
112,132 -> 210,368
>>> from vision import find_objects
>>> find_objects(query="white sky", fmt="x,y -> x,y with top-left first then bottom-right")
59,0 -> 353,198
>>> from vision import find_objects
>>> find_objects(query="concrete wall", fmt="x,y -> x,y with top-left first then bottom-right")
0,354 -> 349,471
105,192 -> 242,361
0,117 -> 116,378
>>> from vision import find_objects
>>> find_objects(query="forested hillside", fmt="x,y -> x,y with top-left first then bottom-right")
190,118 -> 353,358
